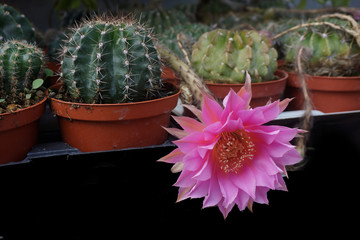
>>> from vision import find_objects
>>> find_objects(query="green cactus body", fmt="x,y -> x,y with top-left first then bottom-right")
0,40 -> 44,96
161,23 -> 211,60
283,17 -> 360,76
0,4 -> 35,42
139,8 -> 191,34
61,18 -> 162,104
191,29 -> 278,83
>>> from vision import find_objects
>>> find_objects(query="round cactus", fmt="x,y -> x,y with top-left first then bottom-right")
161,23 -> 211,61
281,14 -> 360,76
0,4 -> 36,42
60,16 -> 163,104
138,7 -> 191,35
191,29 -> 278,83
0,40 -> 45,96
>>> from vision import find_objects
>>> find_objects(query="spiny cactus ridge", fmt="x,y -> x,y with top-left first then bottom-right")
191,29 -> 278,83
0,4 -> 36,42
0,40 -> 45,97
60,16 -> 163,104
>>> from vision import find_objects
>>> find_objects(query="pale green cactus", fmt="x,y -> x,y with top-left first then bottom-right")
191,29 -> 278,83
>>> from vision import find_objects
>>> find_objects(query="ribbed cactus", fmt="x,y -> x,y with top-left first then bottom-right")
138,7 -> 191,34
279,14 -> 360,76
0,40 -> 45,97
60,16 -> 163,104
161,23 -> 211,61
191,29 -> 278,83
0,4 -> 35,42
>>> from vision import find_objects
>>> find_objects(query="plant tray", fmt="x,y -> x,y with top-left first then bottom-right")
0,107 -> 359,238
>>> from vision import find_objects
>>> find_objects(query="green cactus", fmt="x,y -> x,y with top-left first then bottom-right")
138,7 -> 191,35
191,29 -> 278,83
280,14 -> 360,76
161,23 -> 211,61
60,16 -> 163,104
0,4 -> 36,42
0,40 -> 45,98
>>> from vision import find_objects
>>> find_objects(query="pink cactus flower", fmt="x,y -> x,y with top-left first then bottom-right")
159,73 -> 303,218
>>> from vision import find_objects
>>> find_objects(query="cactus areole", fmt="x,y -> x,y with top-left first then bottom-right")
60,17 -> 164,104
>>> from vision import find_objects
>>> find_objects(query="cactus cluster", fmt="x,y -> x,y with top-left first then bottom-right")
60,16 -> 163,104
0,40 -> 45,98
280,14 -> 360,76
191,29 -> 278,83
0,4 -> 36,42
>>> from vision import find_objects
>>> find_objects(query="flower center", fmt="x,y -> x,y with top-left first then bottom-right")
213,130 -> 255,174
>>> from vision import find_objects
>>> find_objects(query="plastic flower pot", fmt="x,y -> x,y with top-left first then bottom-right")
284,72 -> 360,113
0,96 -> 47,164
206,69 -> 288,108
49,83 -> 180,152
161,67 -> 181,87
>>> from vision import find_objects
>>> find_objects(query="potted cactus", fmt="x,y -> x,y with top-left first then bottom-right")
190,28 -> 288,107
275,13 -> 360,113
0,40 -> 47,164
0,3 -> 36,43
49,16 -> 180,152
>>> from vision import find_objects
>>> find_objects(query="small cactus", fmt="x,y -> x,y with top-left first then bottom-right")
277,14 -> 360,76
138,7 -> 191,35
191,29 -> 278,83
0,40 -> 45,98
161,23 -> 211,62
0,4 -> 36,42
60,16 -> 163,104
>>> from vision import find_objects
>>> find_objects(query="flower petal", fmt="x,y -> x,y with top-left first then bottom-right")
188,181 -> 209,199
203,177 -> 222,208
202,94 -> 223,125
163,127 -> 188,139
236,71 -> 252,109
252,147 -> 283,175
223,89 -> 247,115
229,167 -> 256,199
244,100 -> 282,126
172,116 -> 205,133
158,148 -> 183,163
218,173 -> 239,208
174,132 -> 205,153
182,104 -> 204,123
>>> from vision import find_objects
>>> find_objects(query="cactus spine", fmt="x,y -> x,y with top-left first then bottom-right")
0,40 -> 45,97
191,29 -> 278,83
0,4 -> 36,42
60,16 -> 163,104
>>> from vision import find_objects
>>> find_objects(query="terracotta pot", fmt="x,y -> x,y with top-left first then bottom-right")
284,72 -> 360,113
50,83 -> 180,152
161,67 -> 181,87
206,69 -> 288,108
0,97 -> 47,164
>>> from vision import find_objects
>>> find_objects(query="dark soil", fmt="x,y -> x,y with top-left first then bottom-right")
0,90 -> 46,114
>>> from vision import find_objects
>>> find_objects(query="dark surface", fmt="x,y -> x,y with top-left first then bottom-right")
0,108 -> 359,239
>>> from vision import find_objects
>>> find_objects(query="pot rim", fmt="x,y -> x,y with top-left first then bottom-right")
205,69 -> 288,87
49,82 -> 180,108
287,71 -> 360,80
